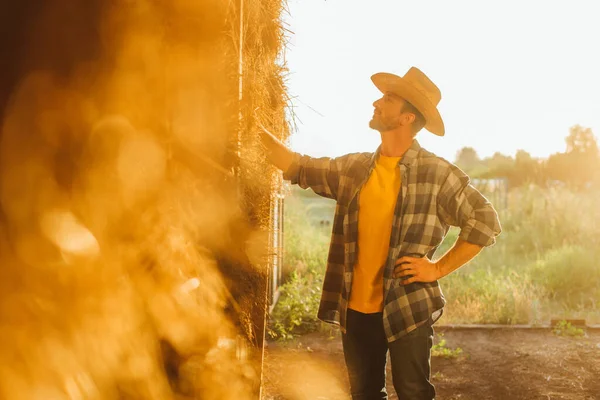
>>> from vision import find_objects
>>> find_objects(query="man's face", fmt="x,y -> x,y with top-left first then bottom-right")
369,92 -> 406,132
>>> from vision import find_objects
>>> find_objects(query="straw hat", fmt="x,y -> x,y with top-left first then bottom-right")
371,67 -> 445,136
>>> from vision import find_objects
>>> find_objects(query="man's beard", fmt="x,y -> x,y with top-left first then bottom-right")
369,115 -> 398,132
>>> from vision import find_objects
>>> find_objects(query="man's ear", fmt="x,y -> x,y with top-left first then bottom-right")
403,112 -> 416,126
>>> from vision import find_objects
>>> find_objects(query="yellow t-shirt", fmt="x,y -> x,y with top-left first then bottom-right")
348,154 -> 402,313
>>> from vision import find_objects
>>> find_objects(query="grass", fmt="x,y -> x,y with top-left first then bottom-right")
431,333 -> 464,359
440,185 -> 600,325
267,187 -> 331,339
269,184 -> 600,339
552,320 -> 586,337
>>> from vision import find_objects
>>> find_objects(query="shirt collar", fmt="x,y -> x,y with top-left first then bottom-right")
370,139 -> 421,168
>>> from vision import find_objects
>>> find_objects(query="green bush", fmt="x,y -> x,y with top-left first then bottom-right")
268,270 -> 323,340
529,245 -> 600,308
432,333 -> 463,358
441,265 -> 541,324
552,320 -> 586,337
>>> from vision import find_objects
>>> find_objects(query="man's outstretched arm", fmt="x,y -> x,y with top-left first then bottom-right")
258,124 -> 345,200
258,124 -> 294,173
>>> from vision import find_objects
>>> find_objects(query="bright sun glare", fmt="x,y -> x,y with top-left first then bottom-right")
284,0 -> 600,162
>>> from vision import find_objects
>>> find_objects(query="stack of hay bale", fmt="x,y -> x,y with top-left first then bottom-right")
0,0 -> 289,398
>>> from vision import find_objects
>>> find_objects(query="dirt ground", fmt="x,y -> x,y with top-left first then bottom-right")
261,326 -> 600,400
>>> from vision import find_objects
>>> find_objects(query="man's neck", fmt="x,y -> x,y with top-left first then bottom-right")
379,129 -> 413,157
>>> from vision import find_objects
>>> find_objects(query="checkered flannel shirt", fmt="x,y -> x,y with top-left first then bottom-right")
283,139 -> 502,342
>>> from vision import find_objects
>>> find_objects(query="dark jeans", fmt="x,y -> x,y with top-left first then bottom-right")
342,309 -> 436,400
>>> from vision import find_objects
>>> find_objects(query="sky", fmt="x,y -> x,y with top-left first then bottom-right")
281,0 -> 600,162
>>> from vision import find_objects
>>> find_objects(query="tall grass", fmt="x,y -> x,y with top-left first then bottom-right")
281,189 -> 331,281
436,185 -> 600,324
270,185 -> 600,338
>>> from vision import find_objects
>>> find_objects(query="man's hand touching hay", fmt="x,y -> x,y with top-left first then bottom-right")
393,256 -> 441,284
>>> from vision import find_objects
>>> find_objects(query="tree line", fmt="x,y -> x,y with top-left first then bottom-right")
454,125 -> 599,190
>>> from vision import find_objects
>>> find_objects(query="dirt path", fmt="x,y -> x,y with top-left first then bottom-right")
262,327 -> 600,400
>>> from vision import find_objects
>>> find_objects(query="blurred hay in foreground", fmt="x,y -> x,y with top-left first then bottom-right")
0,0 -> 289,398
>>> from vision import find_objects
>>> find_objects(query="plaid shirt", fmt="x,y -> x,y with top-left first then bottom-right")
283,139 -> 502,342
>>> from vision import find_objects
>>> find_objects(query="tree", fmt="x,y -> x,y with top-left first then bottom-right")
545,152 -> 570,185
514,150 -> 543,186
481,152 -> 513,180
545,125 -> 599,189
454,147 -> 484,175
566,125 -> 599,155
487,152 -> 514,172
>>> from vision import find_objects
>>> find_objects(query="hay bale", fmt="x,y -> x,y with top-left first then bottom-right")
0,0 -> 288,398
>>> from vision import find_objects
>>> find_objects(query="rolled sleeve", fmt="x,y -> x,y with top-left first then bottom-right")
437,166 -> 502,247
282,152 -> 346,200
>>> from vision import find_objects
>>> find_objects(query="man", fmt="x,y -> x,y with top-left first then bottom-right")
260,67 -> 501,400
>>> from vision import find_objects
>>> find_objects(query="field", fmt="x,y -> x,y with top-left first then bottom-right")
264,183 -> 600,399
269,183 -> 600,340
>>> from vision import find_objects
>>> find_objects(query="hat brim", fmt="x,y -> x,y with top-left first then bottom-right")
371,73 -> 445,136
